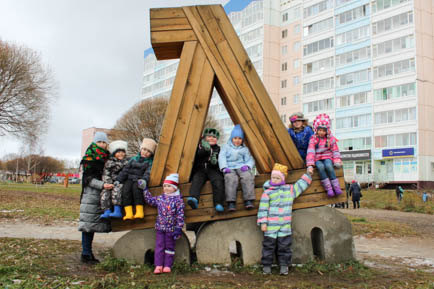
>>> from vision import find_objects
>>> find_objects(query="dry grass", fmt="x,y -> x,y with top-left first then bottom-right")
348,216 -> 419,238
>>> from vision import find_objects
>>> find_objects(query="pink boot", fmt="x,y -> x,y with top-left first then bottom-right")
321,178 -> 334,197
331,179 -> 343,196
154,266 -> 163,274
163,267 -> 171,273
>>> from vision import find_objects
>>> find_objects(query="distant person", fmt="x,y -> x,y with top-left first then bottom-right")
287,112 -> 314,162
306,114 -> 343,197
422,192 -> 428,203
396,186 -> 404,202
349,180 -> 362,209
78,131 -> 112,264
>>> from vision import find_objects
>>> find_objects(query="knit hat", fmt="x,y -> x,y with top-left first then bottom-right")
140,138 -> 157,154
108,140 -> 128,155
93,131 -> 109,143
312,113 -> 331,135
164,173 -> 179,190
203,128 -> 220,139
289,112 -> 307,123
271,163 -> 288,181
230,124 -> 244,140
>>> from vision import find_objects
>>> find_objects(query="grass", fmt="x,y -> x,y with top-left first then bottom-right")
347,215 -> 419,238
360,189 -> 434,215
0,237 -> 433,289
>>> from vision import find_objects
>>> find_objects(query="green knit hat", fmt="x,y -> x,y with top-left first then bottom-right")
203,128 -> 220,139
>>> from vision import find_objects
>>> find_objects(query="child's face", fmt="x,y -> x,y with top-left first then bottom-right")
205,135 -> 217,145
141,148 -> 152,158
163,184 -> 177,194
292,120 -> 303,129
232,137 -> 243,146
96,141 -> 107,150
317,128 -> 327,138
114,151 -> 126,160
271,174 -> 283,184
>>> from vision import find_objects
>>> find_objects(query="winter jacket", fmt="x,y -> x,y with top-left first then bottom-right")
144,190 -> 185,232
288,126 -> 314,161
218,140 -> 255,170
116,153 -> 153,183
102,157 -> 128,184
349,182 -> 362,202
192,142 -> 220,172
78,178 -> 111,233
306,135 -> 341,167
257,174 -> 312,238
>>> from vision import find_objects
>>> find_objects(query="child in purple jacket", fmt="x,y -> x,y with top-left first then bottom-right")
144,173 -> 185,274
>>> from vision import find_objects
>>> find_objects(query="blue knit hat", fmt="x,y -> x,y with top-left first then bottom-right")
93,131 -> 109,143
230,124 -> 244,140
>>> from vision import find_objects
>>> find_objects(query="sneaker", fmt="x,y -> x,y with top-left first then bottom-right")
187,197 -> 198,209
215,204 -> 224,212
228,202 -> 236,211
280,265 -> 289,275
244,200 -> 254,210
262,266 -> 271,275
80,254 -> 99,265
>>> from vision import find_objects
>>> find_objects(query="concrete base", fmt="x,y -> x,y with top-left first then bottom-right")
112,229 -> 191,265
292,206 -> 355,264
195,216 -> 263,265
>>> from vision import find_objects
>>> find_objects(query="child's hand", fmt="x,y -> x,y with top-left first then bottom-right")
307,166 -> 314,175
201,139 -> 211,151
172,228 -> 182,240
261,224 -> 267,232
334,162 -> 342,169
103,183 -> 114,190
223,168 -> 231,174
137,179 -> 147,189
240,165 -> 250,172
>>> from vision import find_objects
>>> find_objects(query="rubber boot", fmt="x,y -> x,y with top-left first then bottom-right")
109,205 -> 123,218
154,266 -> 163,274
321,178 -> 335,197
163,267 -> 171,273
100,209 -> 111,219
123,206 -> 134,221
330,178 -> 343,196
133,205 -> 144,219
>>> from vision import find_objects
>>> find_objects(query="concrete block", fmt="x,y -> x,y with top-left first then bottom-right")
195,216 -> 263,265
292,206 -> 355,264
112,229 -> 191,265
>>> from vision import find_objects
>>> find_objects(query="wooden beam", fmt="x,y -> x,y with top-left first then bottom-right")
151,30 -> 196,45
151,17 -> 191,32
150,8 -> 186,19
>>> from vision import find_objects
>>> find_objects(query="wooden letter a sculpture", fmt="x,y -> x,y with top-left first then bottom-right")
111,5 -> 346,232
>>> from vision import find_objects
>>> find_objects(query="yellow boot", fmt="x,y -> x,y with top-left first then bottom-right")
133,205 -> 144,219
123,206 -> 134,221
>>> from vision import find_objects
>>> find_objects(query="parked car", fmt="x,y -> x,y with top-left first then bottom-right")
69,178 -> 80,184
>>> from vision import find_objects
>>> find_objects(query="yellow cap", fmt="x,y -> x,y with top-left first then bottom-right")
272,163 -> 288,177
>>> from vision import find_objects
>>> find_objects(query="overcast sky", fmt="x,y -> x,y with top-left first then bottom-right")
0,0 -> 228,161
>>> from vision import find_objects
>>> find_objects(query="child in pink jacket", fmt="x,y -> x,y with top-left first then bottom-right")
306,114 -> 343,197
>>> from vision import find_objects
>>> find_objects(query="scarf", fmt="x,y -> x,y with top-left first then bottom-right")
80,143 -> 109,201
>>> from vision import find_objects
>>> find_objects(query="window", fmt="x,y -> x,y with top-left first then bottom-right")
304,0 -> 333,18
336,92 -> 369,108
336,69 -> 371,87
281,79 -> 287,88
372,11 -> 413,35
293,59 -> 300,69
336,114 -> 371,129
336,46 -> 371,67
245,43 -> 262,59
336,5 -> 369,25
336,25 -> 370,46
340,137 -> 372,151
282,12 -> 288,22
373,58 -> 415,80
375,132 -> 417,148
293,76 -> 300,85
303,98 -> 333,113
303,77 -> 334,94
336,0 -> 353,6
240,27 -> 263,44
293,41 -> 300,52
282,29 -> 288,39
303,37 -> 334,56
372,0 -> 410,13
281,45 -> 288,55
374,83 -> 416,102
281,97 -> 287,106
375,107 -> 416,125
373,34 -> 414,57
281,114 -> 287,123
241,1 -> 264,28
303,56 -> 334,74
294,24 -> 300,34
303,17 -> 333,37
293,94 -> 300,104
282,62 -> 288,71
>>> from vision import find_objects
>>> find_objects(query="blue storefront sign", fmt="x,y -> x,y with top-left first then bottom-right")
382,148 -> 414,158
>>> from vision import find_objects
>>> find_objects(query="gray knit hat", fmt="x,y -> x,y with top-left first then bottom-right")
93,131 -> 109,143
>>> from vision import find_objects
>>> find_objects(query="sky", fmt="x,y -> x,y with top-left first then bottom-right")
0,0 -> 229,161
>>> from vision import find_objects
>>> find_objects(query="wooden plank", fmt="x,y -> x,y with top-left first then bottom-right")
210,5 -> 305,169
149,41 -> 197,187
163,44 -> 207,178
196,6 -> 293,169
151,30 -> 196,45
150,8 -> 186,19
178,58 -> 215,183
183,6 -> 273,172
152,43 -> 184,60
151,18 -> 191,31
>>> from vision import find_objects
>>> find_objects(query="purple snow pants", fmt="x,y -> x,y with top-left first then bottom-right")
154,230 -> 176,268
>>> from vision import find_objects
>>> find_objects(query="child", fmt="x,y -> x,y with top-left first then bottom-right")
257,163 -> 312,275
218,124 -> 255,211
187,128 -> 225,212
79,131 -> 113,264
306,114 -> 343,197
287,112 -> 314,161
144,173 -> 185,274
349,180 -> 362,209
100,140 -> 128,219
116,138 -> 157,220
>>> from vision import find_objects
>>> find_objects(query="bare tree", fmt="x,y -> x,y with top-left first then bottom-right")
112,97 -> 222,155
0,39 -> 55,139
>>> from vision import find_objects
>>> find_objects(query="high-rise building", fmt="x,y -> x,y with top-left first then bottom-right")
142,0 -> 434,188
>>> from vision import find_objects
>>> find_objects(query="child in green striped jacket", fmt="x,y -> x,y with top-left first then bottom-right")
257,163 -> 312,275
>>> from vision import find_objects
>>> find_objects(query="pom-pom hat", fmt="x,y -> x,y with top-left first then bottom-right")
164,173 -> 179,190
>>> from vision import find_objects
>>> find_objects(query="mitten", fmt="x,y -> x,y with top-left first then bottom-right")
113,181 -> 120,186
210,151 -> 218,165
201,139 -> 211,151
223,168 -> 232,174
307,166 -> 314,175
137,179 -> 147,190
240,165 -> 249,172
173,228 -> 182,240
